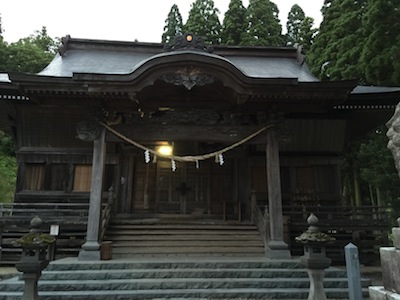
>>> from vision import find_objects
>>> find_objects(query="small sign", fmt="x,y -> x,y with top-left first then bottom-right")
50,224 -> 60,236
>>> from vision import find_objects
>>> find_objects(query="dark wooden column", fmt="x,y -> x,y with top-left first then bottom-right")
266,128 -> 291,259
79,127 -> 106,261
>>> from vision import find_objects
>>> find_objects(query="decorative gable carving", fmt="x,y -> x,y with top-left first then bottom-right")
160,67 -> 215,90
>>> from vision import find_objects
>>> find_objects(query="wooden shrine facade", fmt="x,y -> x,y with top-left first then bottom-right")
1,33 -> 400,260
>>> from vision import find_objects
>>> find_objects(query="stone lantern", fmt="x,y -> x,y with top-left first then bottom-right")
295,213 -> 335,300
13,215 -> 55,300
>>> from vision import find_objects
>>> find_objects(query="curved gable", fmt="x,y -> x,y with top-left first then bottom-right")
72,50 -> 289,94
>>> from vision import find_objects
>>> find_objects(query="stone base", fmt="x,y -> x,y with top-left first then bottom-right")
369,286 -> 400,300
381,247 -> 400,293
78,249 -> 101,261
267,240 -> 291,259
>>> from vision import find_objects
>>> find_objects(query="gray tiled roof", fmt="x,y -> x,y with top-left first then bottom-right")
351,85 -> 400,94
38,39 -> 319,82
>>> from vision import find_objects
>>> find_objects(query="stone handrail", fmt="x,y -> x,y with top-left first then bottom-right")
100,203 -> 112,242
251,191 -> 270,251
100,187 -> 115,242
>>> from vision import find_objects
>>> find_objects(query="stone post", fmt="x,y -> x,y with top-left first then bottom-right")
345,243 -> 363,300
369,217 -> 400,299
266,128 -> 290,259
296,213 -> 335,300
13,216 -> 55,300
79,126 -> 106,261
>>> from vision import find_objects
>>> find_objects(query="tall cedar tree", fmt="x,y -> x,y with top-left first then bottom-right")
286,4 -> 306,46
240,0 -> 284,46
184,0 -> 222,44
307,0 -> 366,81
162,4 -> 184,43
361,0 -> 400,86
298,17 -> 318,54
221,0 -> 246,45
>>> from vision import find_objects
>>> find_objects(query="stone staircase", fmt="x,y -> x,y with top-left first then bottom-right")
0,257 -> 371,299
104,216 -> 266,258
0,216 -> 372,299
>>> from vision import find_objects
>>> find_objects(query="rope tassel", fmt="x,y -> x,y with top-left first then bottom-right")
144,150 -> 150,163
171,160 -> 177,172
219,153 -> 224,165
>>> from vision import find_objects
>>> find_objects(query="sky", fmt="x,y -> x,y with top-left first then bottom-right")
1,0 -> 325,43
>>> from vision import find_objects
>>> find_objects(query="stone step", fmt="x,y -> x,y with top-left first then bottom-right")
0,258 -> 371,299
0,287 -> 357,300
1,277 -> 358,291
107,224 -> 258,230
113,243 -> 264,254
107,235 -> 262,241
104,221 -> 266,258
105,229 -> 261,235
46,258 -> 303,269
37,268 -> 358,282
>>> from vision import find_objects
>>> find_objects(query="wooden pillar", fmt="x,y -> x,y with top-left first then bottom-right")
79,128 -> 106,261
266,129 -> 291,259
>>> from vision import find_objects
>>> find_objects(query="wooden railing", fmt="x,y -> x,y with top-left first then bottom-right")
0,194 -> 115,265
249,192 -> 391,264
0,202 -> 89,264
283,205 -> 391,264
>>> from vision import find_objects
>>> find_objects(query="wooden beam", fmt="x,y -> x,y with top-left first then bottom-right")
106,124 -> 267,143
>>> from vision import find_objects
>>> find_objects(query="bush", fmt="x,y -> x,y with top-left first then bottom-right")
0,154 -> 17,203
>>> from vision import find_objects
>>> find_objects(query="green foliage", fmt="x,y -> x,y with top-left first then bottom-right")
361,0 -> 400,86
13,232 -> 56,247
240,0 -> 284,46
305,0 -> 400,212
221,0 -> 247,45
0,131 -> 15,156
307,0 -> 367,81
358,128 -> 398,191
0,26 -> 59,73
341,126 -> 400,221
0,154 -> 17,203
0,131 -> 16,203
286,5 -> 317,53
184,0 -> 222,45
297,17 -> 318,54
286,4 -> 306,46
162,4 -> 184,43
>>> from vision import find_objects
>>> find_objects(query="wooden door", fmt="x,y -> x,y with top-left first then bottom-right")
155,160 -> 209,214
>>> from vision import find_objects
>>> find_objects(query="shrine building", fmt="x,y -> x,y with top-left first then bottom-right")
1,33 -> 399,261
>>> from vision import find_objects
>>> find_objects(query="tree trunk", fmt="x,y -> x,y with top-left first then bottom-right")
353,165 -> 362,207
376,187 -> 383,207
369,184 -> 376,206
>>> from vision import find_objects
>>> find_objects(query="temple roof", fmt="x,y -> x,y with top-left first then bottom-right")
37,36 -> 318,82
